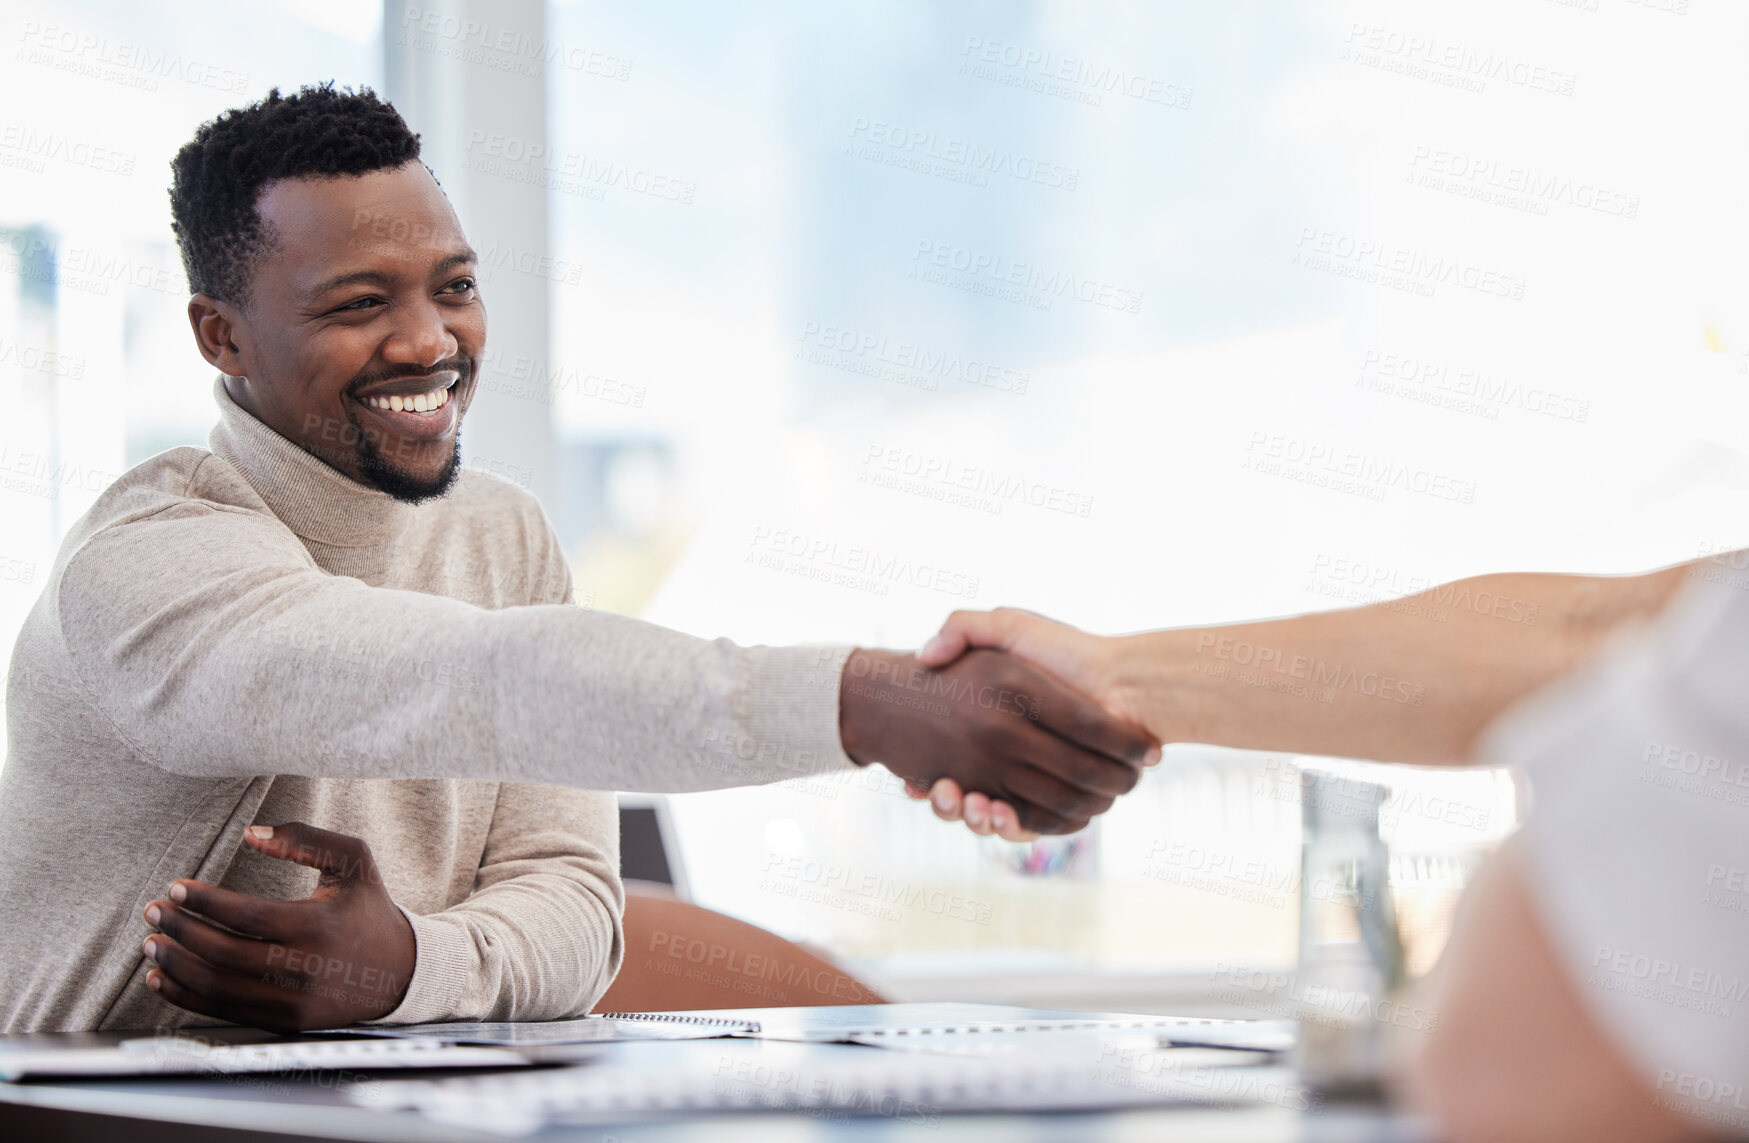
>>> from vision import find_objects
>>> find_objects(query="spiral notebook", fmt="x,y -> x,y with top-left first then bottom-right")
323,1011 -> 759,1046
651,1002 -> 1293,1052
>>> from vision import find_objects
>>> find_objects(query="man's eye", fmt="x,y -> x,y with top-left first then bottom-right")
443,277 -> 477,296
335,296 -> 382,313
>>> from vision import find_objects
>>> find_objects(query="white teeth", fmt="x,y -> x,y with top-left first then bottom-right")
364,388 -> 450,413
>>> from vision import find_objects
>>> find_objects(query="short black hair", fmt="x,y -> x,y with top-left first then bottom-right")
168,83 -> 422,306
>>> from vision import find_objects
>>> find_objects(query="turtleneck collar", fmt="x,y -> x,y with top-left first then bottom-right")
207,376 -> 416,549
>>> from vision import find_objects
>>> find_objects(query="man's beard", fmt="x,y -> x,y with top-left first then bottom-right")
353,422 -> 463,504
344,357 -> 469,504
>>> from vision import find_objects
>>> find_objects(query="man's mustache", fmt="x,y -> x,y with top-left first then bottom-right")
346,356 -> 473,394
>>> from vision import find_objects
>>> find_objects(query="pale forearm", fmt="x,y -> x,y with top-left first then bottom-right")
1116,562 -> 1698,765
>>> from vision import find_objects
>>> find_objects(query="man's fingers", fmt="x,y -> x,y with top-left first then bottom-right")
1011,801 -> 1081,836
167,880 -> 299,941
144,935 -> 300,1032
146,900 -> 269,975
146,967 -> 245,1025
145,965 -> 290,1034
1021,667 -> 1156,771
1000,762 -> 1112,828
142,934 -> 285,1016
1013,716 -> 1143,800
244,821 -> 379,885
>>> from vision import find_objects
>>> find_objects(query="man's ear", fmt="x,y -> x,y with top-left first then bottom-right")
187,294 -> 249,376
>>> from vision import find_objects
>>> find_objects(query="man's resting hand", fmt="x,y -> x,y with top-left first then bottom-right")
141,822 -> 416,1033
839,647 -> 1153,835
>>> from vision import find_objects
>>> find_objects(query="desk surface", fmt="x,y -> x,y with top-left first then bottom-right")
0,1006 -> 1436,1142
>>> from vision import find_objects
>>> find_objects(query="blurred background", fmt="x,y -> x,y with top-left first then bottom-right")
2,0 -> 1744,1012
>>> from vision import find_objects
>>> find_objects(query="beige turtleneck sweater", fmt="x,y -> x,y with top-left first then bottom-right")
0,379 -> 853,1033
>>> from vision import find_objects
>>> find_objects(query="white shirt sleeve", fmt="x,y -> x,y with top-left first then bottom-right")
1478,574 -> 1749,1130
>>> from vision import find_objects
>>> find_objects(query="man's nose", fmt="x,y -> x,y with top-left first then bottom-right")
380,298 -> 458,368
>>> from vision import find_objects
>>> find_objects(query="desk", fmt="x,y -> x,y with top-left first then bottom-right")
0,1009 -> 1437,1141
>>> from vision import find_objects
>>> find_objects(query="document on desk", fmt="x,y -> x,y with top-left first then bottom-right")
0,1036 -> 528,1081
661,1002 -> 1293,1053
353,1035 -> 1308,1133
325,1012 -> 759,1046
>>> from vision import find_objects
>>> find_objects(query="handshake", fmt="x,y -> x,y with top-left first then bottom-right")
838,608 -> 1152,840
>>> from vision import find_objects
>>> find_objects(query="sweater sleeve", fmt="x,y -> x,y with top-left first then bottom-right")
54,499 -> 854,791
369,783 -> 624,1024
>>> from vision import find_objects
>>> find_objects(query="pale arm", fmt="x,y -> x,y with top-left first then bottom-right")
1396,844 -> 1707,1143
922,560 -> 1709,767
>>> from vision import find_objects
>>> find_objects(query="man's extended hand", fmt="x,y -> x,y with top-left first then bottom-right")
909,608 -> 1151,838
141,822 -> 415,1033
839,646 -> 1154,835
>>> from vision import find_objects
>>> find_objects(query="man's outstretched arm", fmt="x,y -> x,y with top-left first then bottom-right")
56,496 -> 1150,834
